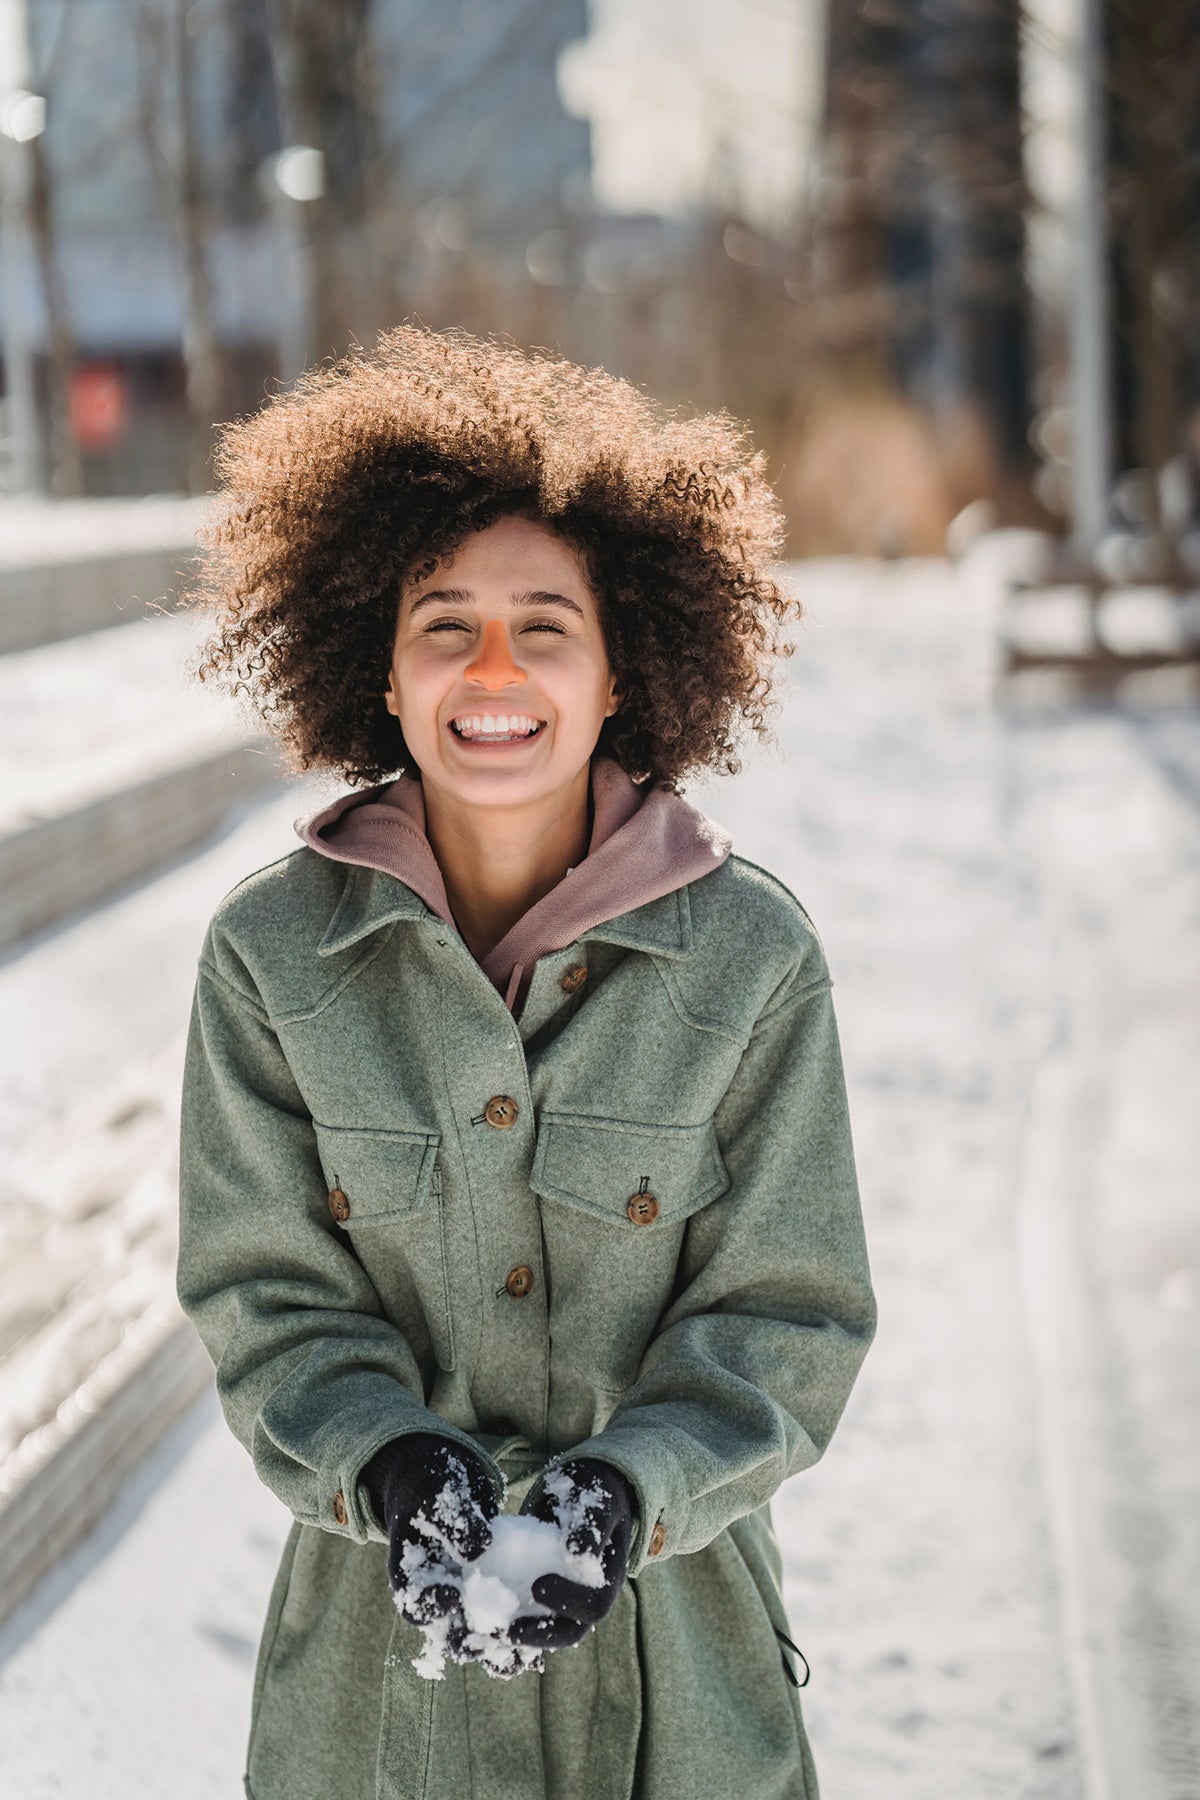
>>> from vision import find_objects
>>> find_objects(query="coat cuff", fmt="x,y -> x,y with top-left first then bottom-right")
343,1421 -> 507,1545
537,1424 -> 690,1579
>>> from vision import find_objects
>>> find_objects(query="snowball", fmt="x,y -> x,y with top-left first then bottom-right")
399,1498 -> 607,1682
460,1513 -> 597,1633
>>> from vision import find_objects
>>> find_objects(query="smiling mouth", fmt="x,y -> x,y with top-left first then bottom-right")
448,714 -> 546,744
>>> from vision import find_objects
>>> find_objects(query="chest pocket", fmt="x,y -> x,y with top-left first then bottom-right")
311,1121 -> 455,1370
529,1114 -> 731,1394
530,1113 -> 730,1227
312,1122 -> 439,1224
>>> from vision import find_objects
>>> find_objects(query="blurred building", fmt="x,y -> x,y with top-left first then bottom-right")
810,0 -> 1034,527
1098,0 -> 1200,549
3,0 -> 593,494
809,0 -> 1200,558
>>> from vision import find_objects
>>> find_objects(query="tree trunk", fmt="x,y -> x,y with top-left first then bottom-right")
25,114 -> 81,494
264,0 -> 376,365
172,0 -> 224,493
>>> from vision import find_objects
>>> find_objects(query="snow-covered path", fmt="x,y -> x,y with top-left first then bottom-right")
0,609 -> 254,833
1,553 -> 1196,1798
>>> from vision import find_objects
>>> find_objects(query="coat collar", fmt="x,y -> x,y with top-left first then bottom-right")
316,864 -> 425,956
584,882 -> 693,958
316,862 -> 693,961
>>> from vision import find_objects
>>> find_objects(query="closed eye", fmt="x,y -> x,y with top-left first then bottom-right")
420,615 -> 572,637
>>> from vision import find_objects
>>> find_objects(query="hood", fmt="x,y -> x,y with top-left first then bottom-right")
294,754 -> 732,1015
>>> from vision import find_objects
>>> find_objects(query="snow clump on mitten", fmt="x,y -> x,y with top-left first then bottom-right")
396,1474 -> 605,1682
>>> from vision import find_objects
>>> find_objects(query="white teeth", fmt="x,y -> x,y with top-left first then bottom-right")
451,712 -> 543,739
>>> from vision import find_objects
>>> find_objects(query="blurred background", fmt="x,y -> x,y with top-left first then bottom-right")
1,0 -> 1199,562
0,2 -> 1197,1796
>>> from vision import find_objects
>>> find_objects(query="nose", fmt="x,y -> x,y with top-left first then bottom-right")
464,618 -> 527,691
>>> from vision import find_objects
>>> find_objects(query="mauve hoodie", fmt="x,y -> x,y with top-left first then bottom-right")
294,754 -> 733,1017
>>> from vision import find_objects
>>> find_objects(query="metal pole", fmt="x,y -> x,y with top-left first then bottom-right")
0,0 -> 44,493
1069,0 -> 1111,566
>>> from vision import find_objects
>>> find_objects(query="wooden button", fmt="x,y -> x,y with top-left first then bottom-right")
332,1489 -> 348,1525
560,963 -> 588,994
649,1521 -> 666,1556
484,1095 -> 519,1129
626,1192 -> 659,1225
328,1187 -> 350,1223
505,1265 -> 535,1298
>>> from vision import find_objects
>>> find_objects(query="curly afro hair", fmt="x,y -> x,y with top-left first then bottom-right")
187,324 -> 801,790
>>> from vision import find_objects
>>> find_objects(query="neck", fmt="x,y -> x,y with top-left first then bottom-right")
420,763 -> 593,960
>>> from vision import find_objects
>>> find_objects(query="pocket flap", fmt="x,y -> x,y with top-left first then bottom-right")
529,1113 -> 729,1227
312,1121 -> 440,1227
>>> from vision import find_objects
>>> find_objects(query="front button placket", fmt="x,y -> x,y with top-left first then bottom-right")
516,941 -> 595,1044
428,924 -> 548,1449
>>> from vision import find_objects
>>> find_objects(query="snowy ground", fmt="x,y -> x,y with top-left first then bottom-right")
0,551 -> 1196,1798
0,495 -> 210,569
0,608 -> 259,832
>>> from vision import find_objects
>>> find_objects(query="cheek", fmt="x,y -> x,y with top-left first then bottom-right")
390,657 -> 439,722
554,668 -> 610,732
558,640 -> 614,702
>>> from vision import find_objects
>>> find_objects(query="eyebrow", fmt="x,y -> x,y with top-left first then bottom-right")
407,586 -> 586,620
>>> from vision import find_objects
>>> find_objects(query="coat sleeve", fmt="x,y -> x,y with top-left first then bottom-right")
175,939 -> 505,1545
543,956 -> 877,1577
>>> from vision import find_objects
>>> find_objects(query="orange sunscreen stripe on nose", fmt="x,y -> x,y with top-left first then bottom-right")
464,618 -> 525,686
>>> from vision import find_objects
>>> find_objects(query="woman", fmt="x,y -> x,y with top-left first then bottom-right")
176,324 -> 877,1800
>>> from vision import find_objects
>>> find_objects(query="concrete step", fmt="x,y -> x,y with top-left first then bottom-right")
0,1294 -> 213,1627
0,496 -> 209,652
0,609 -> 284,950
0,781 -> 333,1625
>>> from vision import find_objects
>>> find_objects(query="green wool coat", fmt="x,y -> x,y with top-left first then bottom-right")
176,841 -> 877,1800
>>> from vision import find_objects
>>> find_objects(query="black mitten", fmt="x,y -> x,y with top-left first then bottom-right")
509,1457 -> 637,1650
362,1431 -> 500,1653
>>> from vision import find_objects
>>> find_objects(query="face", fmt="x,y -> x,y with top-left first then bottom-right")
384,513 -> 622,811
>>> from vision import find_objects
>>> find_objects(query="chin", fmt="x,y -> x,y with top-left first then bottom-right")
441,757 -> 586,805
433,759 -> 540,793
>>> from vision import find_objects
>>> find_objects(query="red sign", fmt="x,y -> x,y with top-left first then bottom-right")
70,364 -> 129,451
